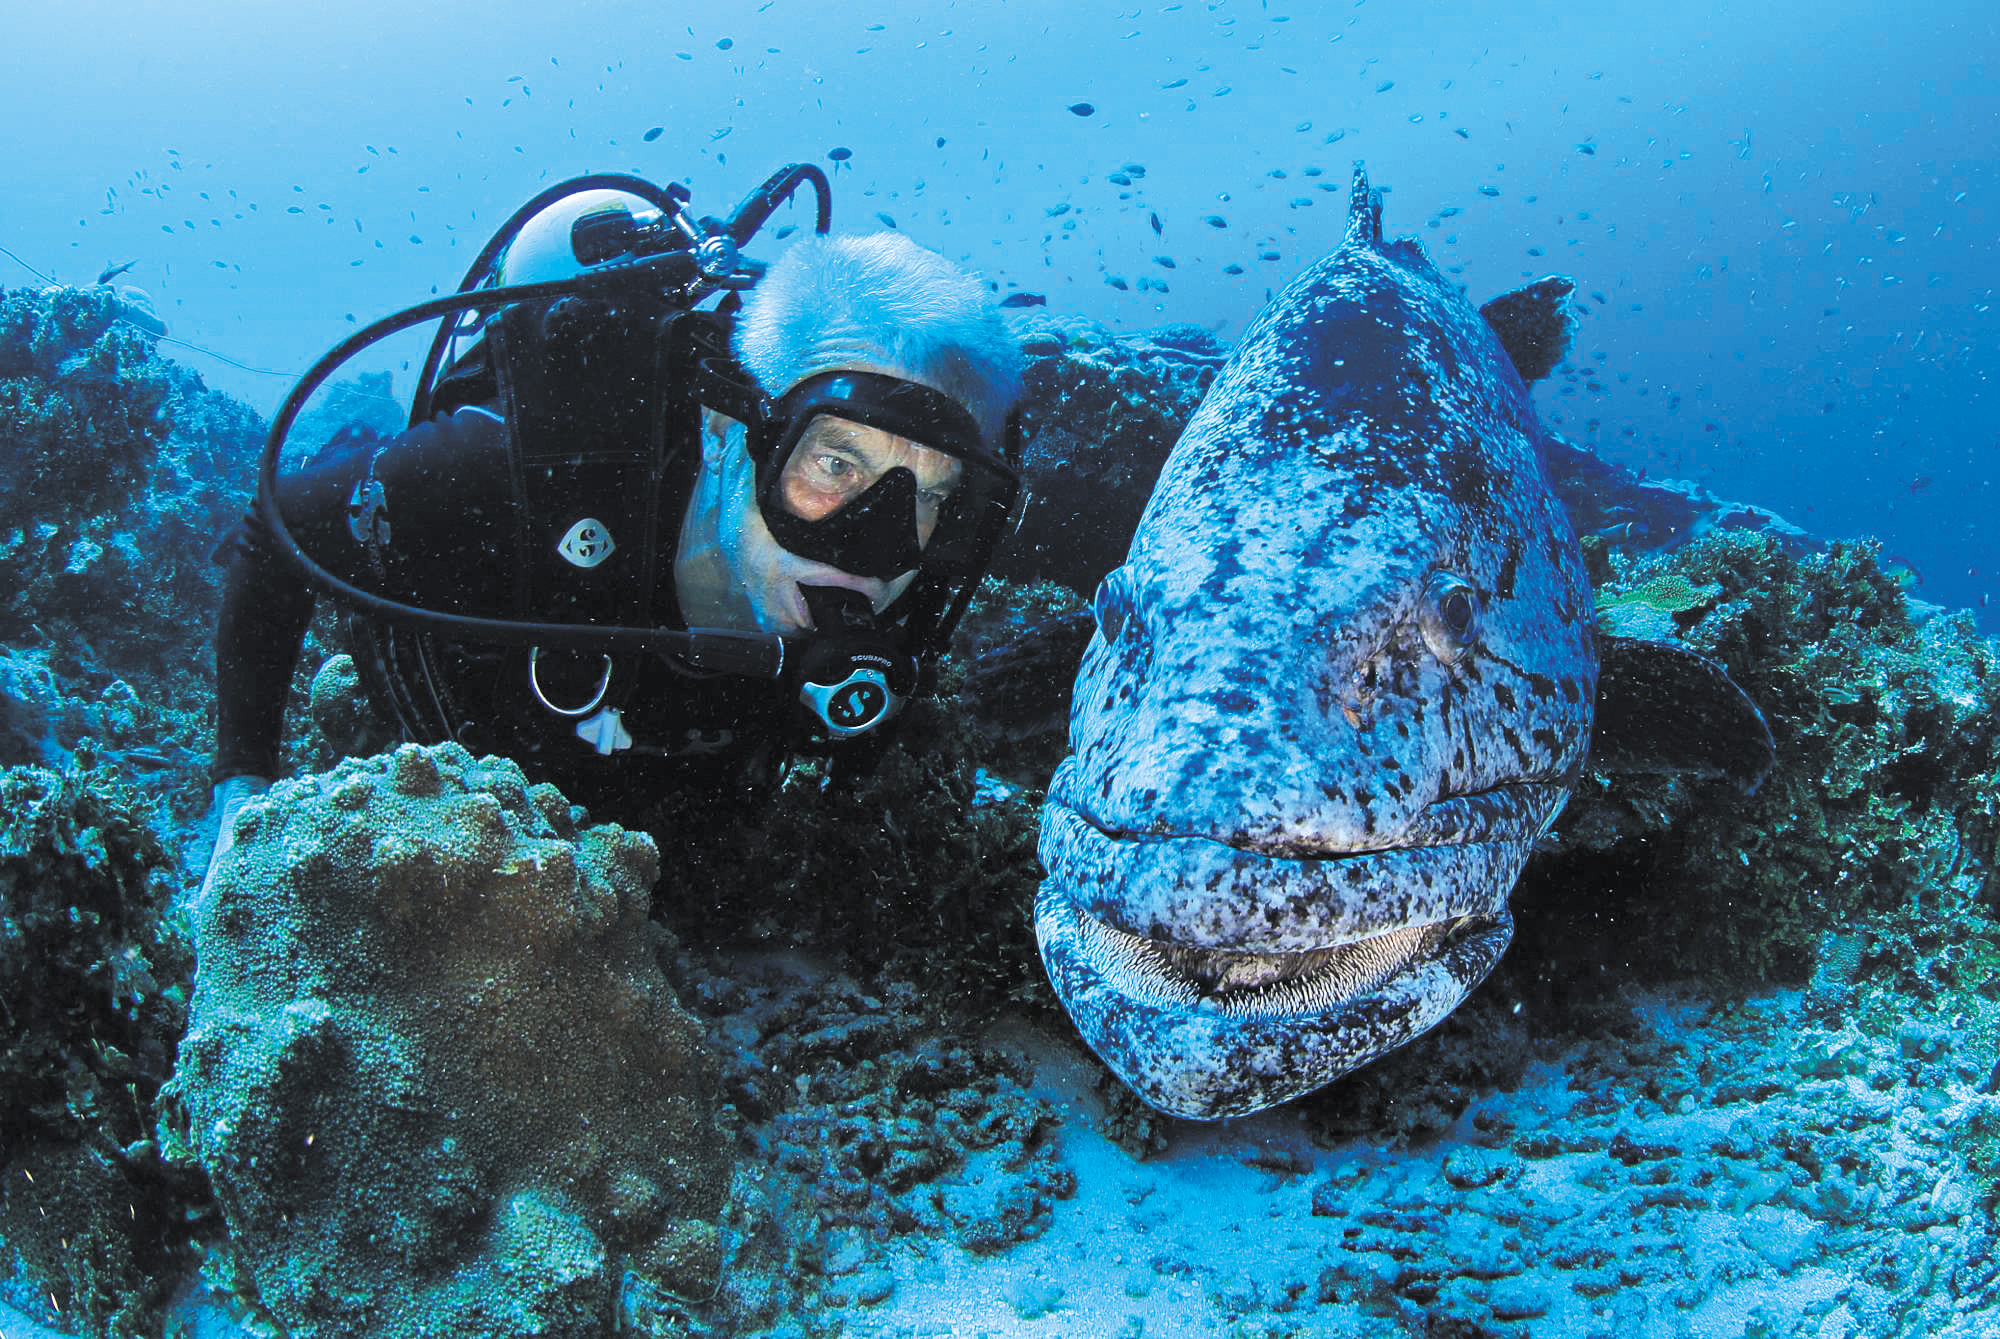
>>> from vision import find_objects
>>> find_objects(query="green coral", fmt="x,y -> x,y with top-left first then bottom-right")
1594,573 -> 1723,641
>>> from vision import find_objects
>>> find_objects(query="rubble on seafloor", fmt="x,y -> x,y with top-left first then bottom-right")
0,293 -> 1996,1336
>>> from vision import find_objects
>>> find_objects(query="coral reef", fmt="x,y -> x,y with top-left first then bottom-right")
0,285 -> 264,818
1294,995 -> 1999,1337
0,765 -> 206,1339
2,291 -> 1997,1338
640,697 -> 1048,1016
668,953 -> 1073,1330
163,742 -> 729,1338
633,694 -> 1068,1330
1529,532 -> 1999,998
0,286 -> 170,545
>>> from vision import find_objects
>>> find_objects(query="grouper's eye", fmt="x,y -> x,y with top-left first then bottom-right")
1419,572 -> 1481,664
1093,568 -> 1134,644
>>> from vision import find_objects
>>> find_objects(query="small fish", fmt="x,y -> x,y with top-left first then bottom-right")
96,259 -> 137,285
936,136 -> 946,148
875,211 -> 897,229
1202,214 -> 1228,228
643,126 -> 664,142
1222,263 -> 1245,275
1149,212 -> 1163,236
1069,102 -> 1096,117
999,292 -> 1047,308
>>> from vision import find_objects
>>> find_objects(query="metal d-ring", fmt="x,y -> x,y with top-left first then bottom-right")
528,646 -> 613,718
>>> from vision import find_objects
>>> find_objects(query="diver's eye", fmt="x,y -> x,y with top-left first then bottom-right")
1419,572 -> 1480,664
813,453 -> 858,481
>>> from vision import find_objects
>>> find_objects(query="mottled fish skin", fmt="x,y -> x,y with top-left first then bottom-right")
1036,167 -> 1597,1120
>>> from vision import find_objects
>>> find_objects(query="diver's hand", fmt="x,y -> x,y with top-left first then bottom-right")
197,775 -> 271,914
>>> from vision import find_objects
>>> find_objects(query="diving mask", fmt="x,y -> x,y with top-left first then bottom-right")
751,371 -> 1018,581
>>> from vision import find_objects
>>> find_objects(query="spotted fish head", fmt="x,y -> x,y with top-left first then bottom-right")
1037,167 -> 1597,1120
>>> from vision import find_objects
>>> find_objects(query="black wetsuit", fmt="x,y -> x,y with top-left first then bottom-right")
213,300 -> 802,810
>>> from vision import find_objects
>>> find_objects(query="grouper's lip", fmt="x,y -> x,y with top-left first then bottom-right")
1037,783 -> 1566,957
1057,898 -> 1505,1021
1034,878 -> 1517,1118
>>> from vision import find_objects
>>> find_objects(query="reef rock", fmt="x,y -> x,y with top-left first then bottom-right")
165,742 -> 727,1338
998,314 -> 1228,595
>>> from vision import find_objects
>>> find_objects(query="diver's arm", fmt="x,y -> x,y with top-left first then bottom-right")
208,410 -> 512,783
211,526 -> 315,783
209,422 -> 386,783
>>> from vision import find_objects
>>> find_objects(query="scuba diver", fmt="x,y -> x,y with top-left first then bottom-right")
201,164 -> 1023,884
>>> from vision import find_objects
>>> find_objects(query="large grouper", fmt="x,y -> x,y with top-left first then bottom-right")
1031,166 -> 1772,1120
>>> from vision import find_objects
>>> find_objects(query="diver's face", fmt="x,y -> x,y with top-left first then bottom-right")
776,415 -> 963,548
676,413 -> 925,637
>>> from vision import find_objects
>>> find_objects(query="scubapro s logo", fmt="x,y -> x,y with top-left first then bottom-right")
557,518 -> 616,569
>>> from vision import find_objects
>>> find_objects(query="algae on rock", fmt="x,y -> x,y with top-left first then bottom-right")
164,742 -> 729,1338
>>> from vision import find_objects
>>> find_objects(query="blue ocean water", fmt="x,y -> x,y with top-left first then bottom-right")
4,0 -> 1994,625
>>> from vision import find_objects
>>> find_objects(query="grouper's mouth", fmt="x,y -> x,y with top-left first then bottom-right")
1034,788 -> 1559,1118
1064,902 -> 1501,1020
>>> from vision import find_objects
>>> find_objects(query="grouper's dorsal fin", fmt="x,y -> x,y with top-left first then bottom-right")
1480,276 -> 1577,383
1589,635 -> 1777,793
1344,164 -> 1382,248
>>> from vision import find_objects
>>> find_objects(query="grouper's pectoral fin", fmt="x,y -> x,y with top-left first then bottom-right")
1588,635 -> 1777,793
1480,276 -> 1576,383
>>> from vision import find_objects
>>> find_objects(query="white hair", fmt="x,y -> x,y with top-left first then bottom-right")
732,232 -> 1023,448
